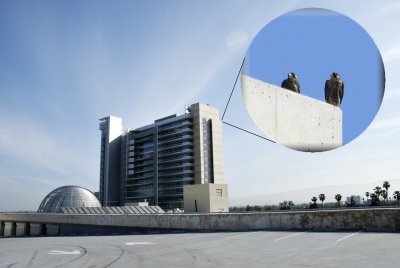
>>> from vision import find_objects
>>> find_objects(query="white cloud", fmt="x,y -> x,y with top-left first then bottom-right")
0,114 -> 95,182
225,31 -> 250,49
384,88 -> 400,100
368,117 -> 400,130
383,44 -> 400,63
366,2 -> 400,19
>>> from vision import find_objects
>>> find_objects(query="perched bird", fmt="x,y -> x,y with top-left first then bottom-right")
325,72 -> 344,107
281,72 -> 300,93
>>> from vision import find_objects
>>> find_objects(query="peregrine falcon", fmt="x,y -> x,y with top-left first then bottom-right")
325,72 -> 344,107
281,72 -> 300,93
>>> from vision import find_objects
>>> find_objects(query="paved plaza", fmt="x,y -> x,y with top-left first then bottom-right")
0,231 -> 399,267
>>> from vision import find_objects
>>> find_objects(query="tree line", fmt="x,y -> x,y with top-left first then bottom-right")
230,180 -> 400,212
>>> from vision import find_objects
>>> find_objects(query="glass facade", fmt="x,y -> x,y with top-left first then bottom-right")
202,118 -> 214,184
38,186 -> 101,213
99,119 -> 108,205
99,103 -> 223,210
122,115 -> 195,209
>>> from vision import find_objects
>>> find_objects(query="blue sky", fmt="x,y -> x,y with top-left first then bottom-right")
1,1 -> 400,211
243,8 -> 384,145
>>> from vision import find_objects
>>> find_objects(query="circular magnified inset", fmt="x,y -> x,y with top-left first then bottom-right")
241,8 -> 385,152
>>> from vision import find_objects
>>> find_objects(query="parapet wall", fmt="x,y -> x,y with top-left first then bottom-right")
1,208 -> 399,237
241,75 -> 342,152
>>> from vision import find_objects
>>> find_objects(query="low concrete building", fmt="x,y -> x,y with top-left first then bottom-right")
346,195 -> 362,205
241,74 -> 342,152
183,184 -> 228,213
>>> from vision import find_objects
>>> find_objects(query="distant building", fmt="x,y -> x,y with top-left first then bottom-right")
99,103 -> 228,211
346,195 -> 362,205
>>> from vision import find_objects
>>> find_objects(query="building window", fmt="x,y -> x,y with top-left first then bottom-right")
202,118 -> 214,183
216,189 -> 222,197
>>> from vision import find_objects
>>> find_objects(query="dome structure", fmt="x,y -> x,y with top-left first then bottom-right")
38,185 -> 101,213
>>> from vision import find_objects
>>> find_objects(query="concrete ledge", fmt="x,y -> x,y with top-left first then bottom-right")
241,75 -> 342,152
1,208 -> 399,235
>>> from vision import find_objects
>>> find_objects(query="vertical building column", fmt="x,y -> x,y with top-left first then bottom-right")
0,221 -> 4,237
15,222 -> 28,237
153,125 -> 159,205
191,104 -> 205,184
120,133 -> 129,205
190,103 -> 224,185
46,224 -> 59,236
3,222 -> 16,237
29,223 -> 42,236
99,116 -> 124,206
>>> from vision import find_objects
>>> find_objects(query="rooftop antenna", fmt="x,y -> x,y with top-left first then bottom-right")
185,105 -> 191,114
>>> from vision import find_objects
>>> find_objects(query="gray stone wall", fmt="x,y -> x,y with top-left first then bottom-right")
1,208 -> 399,237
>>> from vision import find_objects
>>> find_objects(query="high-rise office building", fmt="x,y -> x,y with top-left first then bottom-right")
99,116 -> 123,206
99,103 -> 228,211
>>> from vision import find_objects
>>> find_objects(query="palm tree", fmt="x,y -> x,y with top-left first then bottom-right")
370,193 -> 379,206
374,186 -> 382,201
310,196 -> 318,209
279,200 -> 295,210
365,192 -> 370,205
382,190 -> 388,205
335,194 -> 342,207
319,194 -> 326,208
393,191 -> 400,205
383,181 -> 390,204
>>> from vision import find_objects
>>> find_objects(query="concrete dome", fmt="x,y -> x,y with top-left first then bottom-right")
38,186 -> 100,213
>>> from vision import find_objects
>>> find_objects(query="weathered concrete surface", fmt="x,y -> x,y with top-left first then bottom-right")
46,224 -> 59,236
1,208 -> 399,234
241,75 -> 342,152
184,184 -> 228,213
3,222 -> 15,237
29,223 -> 42,236
2,232 -> 400,267
15,222 -> 27,236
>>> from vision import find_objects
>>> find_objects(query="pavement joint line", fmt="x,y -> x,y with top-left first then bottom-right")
335,231 -> 362,243
274,231 -> 308,242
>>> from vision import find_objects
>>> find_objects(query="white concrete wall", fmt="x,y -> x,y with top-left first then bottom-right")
1,209 -> 400,233
3,222 -> 14,237
190,103 -> 224,184
101,116 -> 123,206
29,223 -> 42,236
15,222 -> 27,236
241,75 -> 342,152
184,184 -> 228,213
46,224 -> 59,236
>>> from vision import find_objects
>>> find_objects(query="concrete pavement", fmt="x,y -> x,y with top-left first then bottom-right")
0,231 -> 398,267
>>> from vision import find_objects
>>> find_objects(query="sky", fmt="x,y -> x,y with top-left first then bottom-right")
243,8 -> 384,145
0,0 -> 400,211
